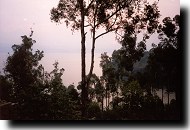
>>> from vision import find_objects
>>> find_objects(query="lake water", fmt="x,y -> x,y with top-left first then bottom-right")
0,52 -> 175,105
0,52 -> 103,86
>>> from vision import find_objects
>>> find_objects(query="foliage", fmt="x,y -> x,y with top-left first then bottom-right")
50,0 -> 160,117
1,33 -> 82,120
87,101 -> 101,119
0,11 -> 181,120
146,15 -> 180,103
3,33 -> 45,119
42,62 -> 81,120
0,75 -> 12,101
50,0 -> 160,36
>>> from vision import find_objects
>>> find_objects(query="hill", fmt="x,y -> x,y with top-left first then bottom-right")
133,51 -> 149,73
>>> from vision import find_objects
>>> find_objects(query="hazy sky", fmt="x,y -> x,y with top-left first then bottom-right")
0,0 -> 180,86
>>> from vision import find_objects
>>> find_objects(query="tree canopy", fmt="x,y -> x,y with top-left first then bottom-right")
50,0 -> 160,117
0,1 -> 181,120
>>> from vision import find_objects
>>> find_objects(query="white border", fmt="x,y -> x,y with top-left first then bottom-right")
0,1 -> 188,130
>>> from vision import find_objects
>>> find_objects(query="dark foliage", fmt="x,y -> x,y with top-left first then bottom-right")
0,14 -> 181,120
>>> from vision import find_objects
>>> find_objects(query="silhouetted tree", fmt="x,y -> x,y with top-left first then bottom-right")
43,62 -> 81,119
87,101 -> 101,119
4,32 -> 45,119
94,76 -> 105,111
146,15 -> 180,119
100,52 -> 114,109
50,0 -> 160,117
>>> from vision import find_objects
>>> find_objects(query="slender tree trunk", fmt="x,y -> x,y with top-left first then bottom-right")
116,91 -> 119,106
79,0 -> 87,118
86,6 -> 97,89
175,62 -> 180,118
151,85 -> 154,96
87,32 -> 95,82
175,83 -> 180,119
116,81 -> 119,106
167,78 -> 170,105
162,86 -> 164,103
101,96 -> 104,111
108,91 -> 110,110
106,90 -> 108,108
168,91 -> 170,105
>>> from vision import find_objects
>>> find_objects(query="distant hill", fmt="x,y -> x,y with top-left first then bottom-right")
133,51 -> 149,73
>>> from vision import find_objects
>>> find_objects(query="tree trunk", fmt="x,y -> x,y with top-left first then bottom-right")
151,85 -> 154,96
116,91 -> 119,106
175,59 -> 180,118
162,86 -> 164,103
108,91 -> 110,110
175,82 -> 180,119
101,96 -> 104,111
167,78 -> 170,105
79,0 -> 87,119
116,81 -> 119,106
87,32 -> 95,85
86,7 -> 97,90
168,91 -> 170,105
106,89 -> 108,109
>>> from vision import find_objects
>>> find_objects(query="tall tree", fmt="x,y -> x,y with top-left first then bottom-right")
43,63 -> 81,120
100,52 -> 113,109
146,15 -> 180,116
4,31 -> 45,119
94,76 -> 105,111
99,19 -> 149,106
50,0 -> 87,117
50,0 -> 160,118
158,15 -> 180,109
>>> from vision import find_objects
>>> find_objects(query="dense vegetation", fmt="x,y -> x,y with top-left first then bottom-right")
0,0 -> 181,120
0,12 -> 180,120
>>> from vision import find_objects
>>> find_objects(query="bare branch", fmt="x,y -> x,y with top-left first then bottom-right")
85,0 -> 95,13
95,26 -> 122,40
84,24 -> 91,27
95,7 -> 121,28
106,14 -> 118,31
116,31 -> 124,38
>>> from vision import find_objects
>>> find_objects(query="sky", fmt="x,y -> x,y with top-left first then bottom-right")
0,0 -> 180,86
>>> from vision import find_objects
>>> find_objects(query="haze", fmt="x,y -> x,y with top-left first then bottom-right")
0,0 -> 180,86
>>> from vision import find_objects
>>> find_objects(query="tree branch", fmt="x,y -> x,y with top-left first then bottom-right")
94,0 -> 132,28
84,24 -> 91,27
95,7 -> 121,28
106,14 -> 118,31
85,0 -> 95,14
86,1 -> 97,86
95,27 -> 122,40
116,31 -> 124,38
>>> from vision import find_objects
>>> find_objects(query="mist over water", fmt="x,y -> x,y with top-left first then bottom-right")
41,52 -> 102,86
103,89 -> 175,108
155,89 -> 175,104
0,52 -> 176,104
0,53 -> 9,74
0,52 -> 102,86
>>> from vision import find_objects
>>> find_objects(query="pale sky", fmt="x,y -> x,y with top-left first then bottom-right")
0,0 -> 180,86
